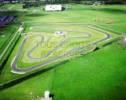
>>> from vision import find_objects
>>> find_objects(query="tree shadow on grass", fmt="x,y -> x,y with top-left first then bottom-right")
107,77 -> 126,100
26,13 -> 47,17
0,10 -> 46,17
0,60 -> 69,91
92,8 -> 126,14
0,10 -> 25,16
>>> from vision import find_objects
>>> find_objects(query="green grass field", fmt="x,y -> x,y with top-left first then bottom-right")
0,4 -> 126,100
0,23 -> 118,83
0,21 -> 21,65
0,25 -> 16,54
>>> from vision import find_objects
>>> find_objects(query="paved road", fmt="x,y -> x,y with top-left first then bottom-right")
11,25 -> 111,74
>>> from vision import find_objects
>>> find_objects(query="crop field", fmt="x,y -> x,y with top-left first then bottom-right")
0,4 -> 126,100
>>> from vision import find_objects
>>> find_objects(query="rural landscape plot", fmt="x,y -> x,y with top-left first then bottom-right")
0,3 -> 126,100
0,22 -> 118,85
11,23 -> 117,74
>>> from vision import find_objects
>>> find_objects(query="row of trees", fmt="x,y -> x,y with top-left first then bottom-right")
0,0 -> 19,3
0,0 -> 125,4
35,0 -> 126,4
66,0 -> 126,4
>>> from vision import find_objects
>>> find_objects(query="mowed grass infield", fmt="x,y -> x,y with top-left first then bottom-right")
0,4 -> 126,100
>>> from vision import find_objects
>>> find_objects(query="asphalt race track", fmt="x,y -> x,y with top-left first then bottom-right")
11,25 -> 111,74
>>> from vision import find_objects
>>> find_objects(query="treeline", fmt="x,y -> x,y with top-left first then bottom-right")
1,0 -> 125,4
43,0 -> 126,4
73,0 -> 126,4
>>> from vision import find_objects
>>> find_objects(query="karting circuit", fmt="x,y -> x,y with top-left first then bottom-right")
0,2 -> 126,100
11,23 -> 114,74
